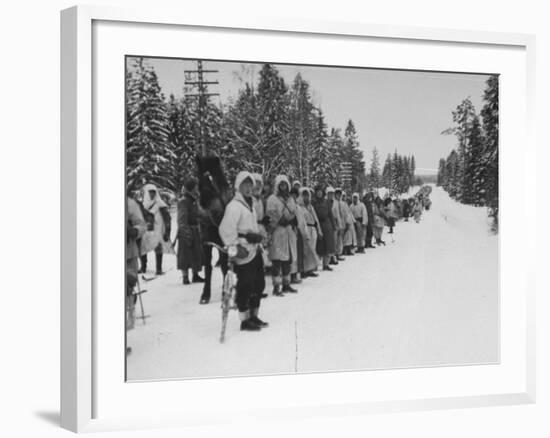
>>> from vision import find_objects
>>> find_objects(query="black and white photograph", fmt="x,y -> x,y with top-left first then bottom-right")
125,56 -> 499,381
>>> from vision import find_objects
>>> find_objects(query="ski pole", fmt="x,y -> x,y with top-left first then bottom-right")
135,276 -> 150,324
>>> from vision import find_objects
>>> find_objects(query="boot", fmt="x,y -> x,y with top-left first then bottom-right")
250,308 -> 269,327
273,285 -> 284,297
282,284 -> 298,293
239,310 -> 259,331
323,265 -> 333,271
250,315 -> 269,327
155,253 -> 164,275
240,319 -> 261,331
307,271 -> 319,277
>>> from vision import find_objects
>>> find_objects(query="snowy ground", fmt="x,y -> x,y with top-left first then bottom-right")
127,185 -> 499,381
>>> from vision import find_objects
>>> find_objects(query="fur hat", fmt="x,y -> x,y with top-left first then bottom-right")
234,171 -> 254,190
274,175 -> 291,193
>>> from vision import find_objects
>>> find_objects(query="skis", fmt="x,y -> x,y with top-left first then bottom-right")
141,272 -> 156,282
220,270 -> 237,343
203,241 -> 238,344
140,269 -> 174,282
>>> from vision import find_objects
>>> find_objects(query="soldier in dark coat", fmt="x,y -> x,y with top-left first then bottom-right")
312,185 -> 337,271
177,178 -> 204,285
402,198 -> 411,222
362,192 -> 376,249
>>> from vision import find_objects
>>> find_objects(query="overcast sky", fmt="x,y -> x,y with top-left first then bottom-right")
129,57 -> 492,175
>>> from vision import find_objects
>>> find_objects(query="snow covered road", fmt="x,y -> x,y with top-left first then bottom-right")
127,186 -> 499,381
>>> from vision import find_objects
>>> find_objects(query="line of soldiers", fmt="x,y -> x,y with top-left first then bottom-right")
215,173 -> 432,332
126,176 -> 432,334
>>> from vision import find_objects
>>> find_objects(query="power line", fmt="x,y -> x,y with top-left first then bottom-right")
184,60 -> 220,155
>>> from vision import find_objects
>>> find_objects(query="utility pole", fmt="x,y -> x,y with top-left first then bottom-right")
184,60 -> 220,156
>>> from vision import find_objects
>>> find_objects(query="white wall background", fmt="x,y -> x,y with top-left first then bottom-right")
0,0 -> 547,437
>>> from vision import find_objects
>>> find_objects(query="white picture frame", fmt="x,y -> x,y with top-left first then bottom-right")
60,4 -> 536,433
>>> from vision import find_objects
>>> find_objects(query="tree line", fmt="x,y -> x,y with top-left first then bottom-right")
381,152 -> 418,194
437,75 -> 499,222
127,59 -> 361,194
126,57 -> 419,196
